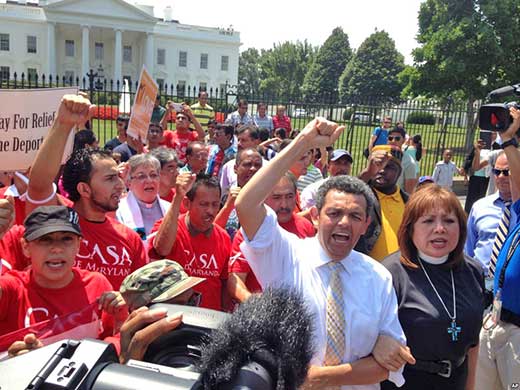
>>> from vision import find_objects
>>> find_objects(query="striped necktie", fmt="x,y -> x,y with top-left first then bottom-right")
324,261 -> 345,370
489,200 -> 512,278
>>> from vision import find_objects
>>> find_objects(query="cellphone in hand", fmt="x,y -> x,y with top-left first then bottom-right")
170,102 -> 183,112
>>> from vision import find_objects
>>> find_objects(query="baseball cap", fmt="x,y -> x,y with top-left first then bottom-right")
371,144 -> 403,164
120,260 -> 205,308
418,176 -> 435,185
330,149 -> 353,163
24,206 -> 82,241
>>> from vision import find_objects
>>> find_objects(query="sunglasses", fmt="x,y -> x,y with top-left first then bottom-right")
388,136 -> 402,142
492,168 -> 510,177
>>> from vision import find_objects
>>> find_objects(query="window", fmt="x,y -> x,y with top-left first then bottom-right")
64,71 -> 74,82
123,45 -> 132,62
178,51 -> 187,67
27,35 -> 37,54
95,42 -> 104,61
65,40 -> 75,57
0,34 -> 9,51
200,53 -> 208,69
157,49 -> 165,65
221,55 -> 229,71
156,78 -> 165,91
177,80 -> 186,97
199,82 -> 207,91
27,68 -> 38,81
0,66 -> 10,81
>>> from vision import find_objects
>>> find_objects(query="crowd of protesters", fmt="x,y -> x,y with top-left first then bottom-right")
0,92 -> 519,390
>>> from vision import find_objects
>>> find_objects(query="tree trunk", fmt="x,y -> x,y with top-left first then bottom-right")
464,98 -> 477,153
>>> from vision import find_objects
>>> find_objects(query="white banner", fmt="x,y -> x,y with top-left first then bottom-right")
0,87 -> 77,171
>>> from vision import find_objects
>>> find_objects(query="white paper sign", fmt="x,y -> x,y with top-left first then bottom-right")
0,87 -> 78,171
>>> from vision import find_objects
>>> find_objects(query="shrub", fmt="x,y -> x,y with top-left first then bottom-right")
406,111 -> 436,125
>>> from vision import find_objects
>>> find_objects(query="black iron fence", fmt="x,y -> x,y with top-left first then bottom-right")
0,71 -> 482,176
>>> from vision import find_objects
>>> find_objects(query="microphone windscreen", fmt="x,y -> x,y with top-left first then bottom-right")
198,287 -> 314,390
488,85 -> 515,99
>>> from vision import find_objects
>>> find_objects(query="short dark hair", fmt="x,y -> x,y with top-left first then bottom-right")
235,147 -> 262,166
62,148 -> 114,202
237,125 -> 259,140
73,129 -> 97,152
117,115 -> 130,123
258,128 -> 270,142
315,175 -> 375,219
274,128 -> 287,139
186,173 -> 221,201
398,184 -> 466,270
186,141 -> 206,157
216,123 -> 234,138
389,127 -> 406,138
238,99 -> 248,107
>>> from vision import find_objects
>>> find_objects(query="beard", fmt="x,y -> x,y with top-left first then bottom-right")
91,193 -> 119,212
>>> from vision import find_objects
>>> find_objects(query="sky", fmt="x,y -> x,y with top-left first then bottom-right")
135,0 -> 425,64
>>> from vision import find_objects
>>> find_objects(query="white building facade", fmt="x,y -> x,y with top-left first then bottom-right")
0,0 -> 240,92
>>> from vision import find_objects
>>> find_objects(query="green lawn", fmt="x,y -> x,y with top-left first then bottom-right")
92,117 -> 474,177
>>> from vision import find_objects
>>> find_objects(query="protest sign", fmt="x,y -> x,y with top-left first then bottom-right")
127,66 -> 158,142
0,87 -> 77,171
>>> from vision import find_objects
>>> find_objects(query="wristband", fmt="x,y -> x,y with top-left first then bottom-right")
25,183 -> 57,205
501,138 -> 518,149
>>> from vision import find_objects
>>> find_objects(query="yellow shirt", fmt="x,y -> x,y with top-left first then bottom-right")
190,102 -> 215,130
369,187 -> 405,261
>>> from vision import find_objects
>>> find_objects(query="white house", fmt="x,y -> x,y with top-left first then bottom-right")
0,0 -> 240,92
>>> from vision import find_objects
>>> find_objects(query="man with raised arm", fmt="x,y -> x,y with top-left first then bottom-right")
23,94 -> 148,288
235,118 -> 414,389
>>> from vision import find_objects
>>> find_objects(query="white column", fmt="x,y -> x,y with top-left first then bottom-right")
114,29 -> 122,84
81,25 -> 90,78
145,32 -> 154,75
47,22 -> 56,76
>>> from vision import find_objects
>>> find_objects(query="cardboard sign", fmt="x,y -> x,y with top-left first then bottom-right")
0,87 -> 77,171
127,66 -> 158,142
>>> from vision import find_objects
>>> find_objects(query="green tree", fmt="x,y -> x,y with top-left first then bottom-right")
238,48 -> 261,96
401,0 -> 519,149
302,27 -> 352,102
258,41 -> 317,98
338,30 -> 405,103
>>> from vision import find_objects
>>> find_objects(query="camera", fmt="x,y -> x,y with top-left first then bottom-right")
479,102 -> 520,132
479,83 -> 520,133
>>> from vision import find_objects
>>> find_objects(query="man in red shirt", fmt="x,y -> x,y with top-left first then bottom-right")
149,174 -> 231,311
160,105 -> 204,164
0,206 -> 126,351
18,94 -> 148,289
227,172 -> 315,303
272,105 -> 292,134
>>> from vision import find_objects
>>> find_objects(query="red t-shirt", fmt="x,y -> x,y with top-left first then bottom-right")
0,225 -> 27,274
0,216 -> 148,289
160,130 -> 199,164
0,268 -> 113,337
75,215 -> 149,289
149,216 -> 231,311
229,214 -> 315,294
159,189 -> 187,215
272,115 -> 292,133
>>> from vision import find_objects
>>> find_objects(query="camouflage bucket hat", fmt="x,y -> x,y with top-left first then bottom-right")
120,260 -> 205,308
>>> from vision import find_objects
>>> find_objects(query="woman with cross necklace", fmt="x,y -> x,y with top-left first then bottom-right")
380,184 -> 485,390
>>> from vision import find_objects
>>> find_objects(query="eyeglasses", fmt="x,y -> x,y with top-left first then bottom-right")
131,173 -> 160,182
383,121 -> 392,124
148,128 -> 163,134
492,168 -> 510,177
388,136 -> 402,142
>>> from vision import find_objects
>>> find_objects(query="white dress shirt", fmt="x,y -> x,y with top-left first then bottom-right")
240,206 -> 406,389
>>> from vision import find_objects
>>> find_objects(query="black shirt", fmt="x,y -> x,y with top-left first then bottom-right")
104,137 -> 122,151
383,252 -> 485,362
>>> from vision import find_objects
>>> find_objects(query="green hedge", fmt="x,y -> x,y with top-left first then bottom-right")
406,111 -> 436,125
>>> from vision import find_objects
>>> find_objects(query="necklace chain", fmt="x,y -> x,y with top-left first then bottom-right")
418,258 -> 456,320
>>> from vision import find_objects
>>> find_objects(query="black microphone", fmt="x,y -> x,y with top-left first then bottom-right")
197,287 -> 314,390
487,84 -> 519,99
